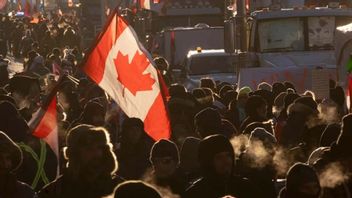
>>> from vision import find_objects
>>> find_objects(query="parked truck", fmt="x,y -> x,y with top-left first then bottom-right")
229,0 -> 352,97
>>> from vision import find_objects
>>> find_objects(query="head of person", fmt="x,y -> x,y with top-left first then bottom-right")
248,127 -> 277,154
114,181 -> 161,198
0,131 -> 23,176
150,139 -> 179,178
198,135 -> 234,179
52,48 -> 61,58
284,81 -> 296,93
64,124 -> 117,181
121,117 -> 145,145
237,86 -> 252,107
285,163 -> 321,198
0,101 -> 29,142
245,95 -> 267,119
168,83 -> 187,98
9,74 -> 41,112
153,56 -> 169,73
80,101 -> 106,126
257,82 -> 272,91
272,82 -> 286,98
293,96 -> 319,117
336,114 -> 352,148
194,107 -> 222,138
200,78 -> 216,93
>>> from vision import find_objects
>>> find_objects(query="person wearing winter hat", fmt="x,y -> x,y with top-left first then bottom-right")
117,118 -> 154,180
249,127 -> 277,150
149,139 -> 187,195
280,96 -> 319,149
283,81 -> 296,93
279,163 -> 321,198
8,74 -> 41,121
319,123 -> 341,147
0,131 -> 36,198
257,82 -> 272,92
169,84 -> 187,98
272,82 -> 286,99
240,95 -> 268,132
70,100 -> 106,128
273,92 -> 288,118
184,135 -> 257,198
114,181 -> 161,198
200,78 -> 217,93
194,107 -> 222,138
251,89 -> 274,119
296,97 -> 326,154
238,128 -> 277,198
0,101 -> 29,142
237,86 -> 252,123
39,124 -> 123,198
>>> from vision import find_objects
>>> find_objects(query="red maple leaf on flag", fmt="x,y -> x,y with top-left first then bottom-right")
114,51 -> 156,96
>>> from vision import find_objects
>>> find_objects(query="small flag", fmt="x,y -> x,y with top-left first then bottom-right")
24,0 -> 31,16
28,78 -> 62,158
81,9 -> 170,141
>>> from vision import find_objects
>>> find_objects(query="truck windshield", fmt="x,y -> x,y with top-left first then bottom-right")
257,16 -> 349,52
189,55 -> 234,75
259,18 -> 304,52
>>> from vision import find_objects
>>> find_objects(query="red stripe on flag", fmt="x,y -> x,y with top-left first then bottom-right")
32,97 -> 57,138
144,93 -> 171,140
82,14 -> 127,84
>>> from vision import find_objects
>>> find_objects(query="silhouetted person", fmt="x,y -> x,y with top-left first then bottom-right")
279,163 -> 321,198
184,135 -> 258,198
117,118 -> 154,180
240,95 -> 268,132
0,131 -> 36,198
149,139 -> 188,195
39,125 -> 123,198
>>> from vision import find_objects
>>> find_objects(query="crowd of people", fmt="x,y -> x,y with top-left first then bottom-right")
0,9 -> 351,198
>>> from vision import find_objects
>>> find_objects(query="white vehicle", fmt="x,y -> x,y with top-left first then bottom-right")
152,25 -> 224,67
177,49 -> 237,90
231,0 -> 352,95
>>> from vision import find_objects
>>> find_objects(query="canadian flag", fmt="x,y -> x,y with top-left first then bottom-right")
29,82 -> 60,158
81,10 -> 170,141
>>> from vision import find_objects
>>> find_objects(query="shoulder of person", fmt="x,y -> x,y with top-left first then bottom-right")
16,180 -> 37,198
38,175 -> 64,198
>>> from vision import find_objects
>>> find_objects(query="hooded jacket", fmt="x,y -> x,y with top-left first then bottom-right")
184,135 -> 257,198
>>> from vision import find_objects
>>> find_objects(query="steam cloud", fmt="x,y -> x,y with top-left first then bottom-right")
230,135 -> 296,177
142,168 -> 181,198
319,162 -> 349,188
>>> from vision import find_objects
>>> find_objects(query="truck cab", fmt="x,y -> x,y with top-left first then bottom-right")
248,8 -> 352,68
234,2 -> 352,93
179,49 -> 237,90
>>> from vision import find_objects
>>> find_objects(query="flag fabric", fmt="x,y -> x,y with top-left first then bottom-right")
24,0 -> 31,16
29,80 -> 60,158
81,10 -> 170,141
349,74 -> 352,112
17,0 -> 22,11
140,0 -> 151,10
0,0 -> 7,10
